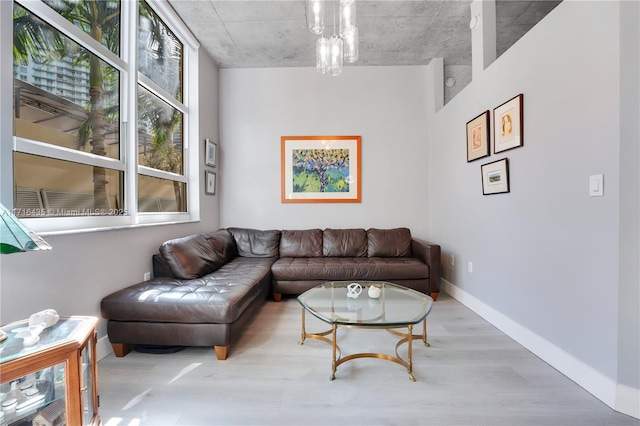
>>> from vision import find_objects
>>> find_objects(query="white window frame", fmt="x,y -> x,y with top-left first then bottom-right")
0,0 -> 200,234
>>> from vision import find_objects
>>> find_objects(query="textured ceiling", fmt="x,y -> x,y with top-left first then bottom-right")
167,0 -> 561,69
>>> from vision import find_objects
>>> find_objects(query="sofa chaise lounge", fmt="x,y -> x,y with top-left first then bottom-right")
100,227 -> 441,360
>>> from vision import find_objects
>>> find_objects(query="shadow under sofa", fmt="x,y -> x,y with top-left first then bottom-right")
100,227 -> 441,360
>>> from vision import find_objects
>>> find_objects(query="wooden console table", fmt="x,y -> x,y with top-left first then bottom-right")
0,316 -> 100,425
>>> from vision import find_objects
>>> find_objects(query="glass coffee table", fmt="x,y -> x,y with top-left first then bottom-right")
297,281 -> 433,381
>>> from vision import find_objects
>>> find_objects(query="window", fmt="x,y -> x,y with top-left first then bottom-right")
4,0 -> 199,232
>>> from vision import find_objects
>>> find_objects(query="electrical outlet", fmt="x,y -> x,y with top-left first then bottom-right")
450,255 -> 455,266
144,272 -> 151,281
468,261 -> 473,273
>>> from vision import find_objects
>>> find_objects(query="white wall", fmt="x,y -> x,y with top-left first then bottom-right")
0,49 -> 221,343
219,66 -> 432,237
428,0 -> 638,416
618,0 -> 640,407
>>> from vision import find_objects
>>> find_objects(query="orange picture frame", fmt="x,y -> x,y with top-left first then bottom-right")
281,135 -> 361,203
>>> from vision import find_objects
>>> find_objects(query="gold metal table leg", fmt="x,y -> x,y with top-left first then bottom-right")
423,317 -> 430,347
330,324 -> 337,381
298,307 -> 306,345
407,324 -> 415,382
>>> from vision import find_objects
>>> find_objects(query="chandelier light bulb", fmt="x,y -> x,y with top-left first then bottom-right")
343,26 -> 359,63
311,0 -> 358,75
307,0 -> 325,35
339,0 -> 356,36
328,34 -> 343,76
316,36 -> 329,74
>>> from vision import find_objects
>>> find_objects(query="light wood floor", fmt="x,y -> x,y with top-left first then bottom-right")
97,293 -> 638,426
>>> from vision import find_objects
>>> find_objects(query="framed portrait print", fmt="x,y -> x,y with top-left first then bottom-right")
281,135 -> 361,203
205,171 -> 216,195
205,138 -> 217,167
493,94 -> 523,154
481,158 -> 510,195
466,110 -> 490,162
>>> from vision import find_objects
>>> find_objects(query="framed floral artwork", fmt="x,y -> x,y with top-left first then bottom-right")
281,135 -> 361,203
493,94 -> 523,154
466,110 -> 490,162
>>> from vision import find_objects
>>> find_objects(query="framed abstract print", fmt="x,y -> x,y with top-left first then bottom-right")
281,135 -> 361,203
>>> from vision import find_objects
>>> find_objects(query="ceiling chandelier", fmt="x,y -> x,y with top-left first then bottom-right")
307,0 -> 359,76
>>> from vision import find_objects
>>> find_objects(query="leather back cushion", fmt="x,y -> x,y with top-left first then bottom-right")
152,254 -> 172,278
280,229 -> 323,257
367,228 -> 412,257
323,228 -> 367,257
205,229 -> 238,263
228,227 -> 281,258
159,233 -> 223,279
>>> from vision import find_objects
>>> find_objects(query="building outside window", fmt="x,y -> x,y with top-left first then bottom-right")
4,0 -> 199,232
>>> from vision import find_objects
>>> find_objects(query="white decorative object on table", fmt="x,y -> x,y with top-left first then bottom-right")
346,283 -> 362,299
28,309 -> 59,329
15,323 -> 46,346
10,309 -> 60,347
368,285 -> 381,299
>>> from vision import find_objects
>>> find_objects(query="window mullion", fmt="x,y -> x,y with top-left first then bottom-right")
184,44 -> 199,221
138,73 -> 187,114
138,165 -> 187,183
16,137 -> 126,171
123,0 -> 139,222
0,0 -> 14,207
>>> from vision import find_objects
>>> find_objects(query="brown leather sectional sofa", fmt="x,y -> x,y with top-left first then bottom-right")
100,227 -> 441,360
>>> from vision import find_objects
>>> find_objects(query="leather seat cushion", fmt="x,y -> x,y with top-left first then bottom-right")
271,257 -> 429,281
101,257 -> 274,324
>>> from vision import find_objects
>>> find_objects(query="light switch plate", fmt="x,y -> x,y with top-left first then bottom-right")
589,174 -> 604,197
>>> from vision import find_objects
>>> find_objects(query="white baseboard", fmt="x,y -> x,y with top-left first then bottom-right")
616,383 -> 640,419
442,279 -> 639,420
97,334 -> 113,361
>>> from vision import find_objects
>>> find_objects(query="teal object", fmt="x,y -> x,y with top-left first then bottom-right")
0,203 -> 51,254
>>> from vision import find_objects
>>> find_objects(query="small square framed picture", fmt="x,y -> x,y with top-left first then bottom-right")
205,170 -> 216,195
205,138 -> 217,167
481,158 -> 510,195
